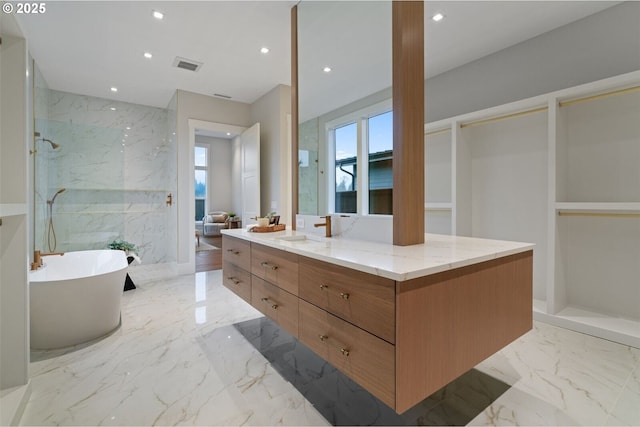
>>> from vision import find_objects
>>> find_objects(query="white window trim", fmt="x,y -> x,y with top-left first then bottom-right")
325,98 -> 392,215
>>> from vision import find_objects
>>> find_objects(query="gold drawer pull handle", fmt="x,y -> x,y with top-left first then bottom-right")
319,284 -> 350,300
260,261 -> 278,270
317,334 -> 350,357
226,249 -> 240,255
227,277 -> 241,285
260,297 -> 278,310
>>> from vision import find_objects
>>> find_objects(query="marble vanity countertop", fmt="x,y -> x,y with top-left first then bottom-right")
221,228 -> 534,282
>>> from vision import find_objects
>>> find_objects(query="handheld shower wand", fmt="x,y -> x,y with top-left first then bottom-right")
48,188 -> 66,205
47,188 -> 65,252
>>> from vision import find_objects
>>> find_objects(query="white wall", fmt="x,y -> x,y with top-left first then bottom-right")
425,2 -> 640,122
175,90 -> 251,271
0,19 -> 31,423
250,84 -> 291,222
195,135 -> 233,214
1,32 -> 29,388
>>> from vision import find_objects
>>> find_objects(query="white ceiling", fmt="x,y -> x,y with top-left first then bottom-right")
15,1 -> 621,115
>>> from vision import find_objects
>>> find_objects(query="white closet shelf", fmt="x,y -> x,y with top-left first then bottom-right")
556,203 -> 640,218
424,202 -> 453,211
556,202 -> 640,212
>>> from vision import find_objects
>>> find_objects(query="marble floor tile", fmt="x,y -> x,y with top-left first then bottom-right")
20,270 -> 640,426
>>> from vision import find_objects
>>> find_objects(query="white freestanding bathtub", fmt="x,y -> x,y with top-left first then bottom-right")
29,250 -> 128,350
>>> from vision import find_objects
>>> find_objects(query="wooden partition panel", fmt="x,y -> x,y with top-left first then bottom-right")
392,1 -> 424,246
291,5 -> 299,229
395,250 -> 533,412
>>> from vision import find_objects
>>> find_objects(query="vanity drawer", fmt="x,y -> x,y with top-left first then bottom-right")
222,236 -> 251,271
251,243 -> 299,296
251,276 -> 299,338
299,256 -> 396,344
299,299 -> 395,407
222,261 -> 251,303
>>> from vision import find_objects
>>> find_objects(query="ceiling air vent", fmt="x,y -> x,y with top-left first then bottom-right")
172,56 -> 203,72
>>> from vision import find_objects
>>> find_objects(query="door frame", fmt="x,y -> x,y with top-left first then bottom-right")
186,119 -> 247,274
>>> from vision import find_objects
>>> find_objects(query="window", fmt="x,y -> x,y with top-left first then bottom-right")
329,101 -> 392,215
334,122 -> 358,213
195,145 -> 207,221
368,111 -> 393,214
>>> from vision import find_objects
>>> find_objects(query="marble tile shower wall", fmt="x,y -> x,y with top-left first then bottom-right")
298,118 -> 319,215
37,90 -> 176,263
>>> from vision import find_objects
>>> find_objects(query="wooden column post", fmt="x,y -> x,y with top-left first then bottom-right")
291,5 -> 299,230
392,1 -> 424,246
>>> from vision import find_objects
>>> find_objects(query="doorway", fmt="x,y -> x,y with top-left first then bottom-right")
188,119 -> 260,272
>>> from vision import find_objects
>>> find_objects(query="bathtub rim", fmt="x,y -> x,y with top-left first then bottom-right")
29,249 -> 128,283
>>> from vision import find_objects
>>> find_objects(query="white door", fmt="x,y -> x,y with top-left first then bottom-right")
241,123 -> 260,227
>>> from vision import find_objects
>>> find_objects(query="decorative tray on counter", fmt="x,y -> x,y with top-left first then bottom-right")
250,224 -> 286,233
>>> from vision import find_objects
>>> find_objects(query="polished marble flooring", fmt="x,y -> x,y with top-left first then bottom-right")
21,270 -> 640,426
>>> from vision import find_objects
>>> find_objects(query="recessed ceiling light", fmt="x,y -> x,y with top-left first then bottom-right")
260,47 -> 270,54
110,107 -> 116,111
110,87 -> 118,92
323,66 -> 332,73
432,13 -> 445,22
152,10 -> 164,20
144,52 -> 153,59
226,132 -> 231,136
125,126 -> 131,130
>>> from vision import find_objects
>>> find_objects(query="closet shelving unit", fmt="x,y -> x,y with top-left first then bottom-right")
424,126 -> 453,235
424,71 -> 640,348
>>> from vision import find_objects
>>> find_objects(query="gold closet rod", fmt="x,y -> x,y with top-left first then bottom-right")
424,128 -> 451,137
558,211 -> 640,219
460,106 -> 548,129
559,85 -> 640,107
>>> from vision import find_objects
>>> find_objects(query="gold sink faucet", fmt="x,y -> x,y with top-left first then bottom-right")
313,215 -> 332,238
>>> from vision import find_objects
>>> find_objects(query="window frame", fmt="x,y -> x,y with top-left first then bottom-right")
325,99 -> 392,216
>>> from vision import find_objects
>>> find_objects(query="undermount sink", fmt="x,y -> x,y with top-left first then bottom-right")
276,234 -> 324,243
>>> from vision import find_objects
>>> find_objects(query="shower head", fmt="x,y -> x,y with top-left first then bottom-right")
48,188 -> 66,205
37,138 -> 60,149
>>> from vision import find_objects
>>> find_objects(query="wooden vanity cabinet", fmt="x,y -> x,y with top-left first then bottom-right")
222,236 -> 251,272
299,256 -> 395,344
251,276 -> 299,338
222,234 -> 533,414
222,236 -> 252,304
222,261 -> 251,303
298,299 -> 395,407
251,243 -> 299,295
